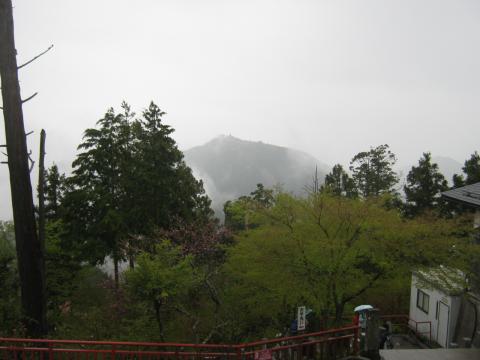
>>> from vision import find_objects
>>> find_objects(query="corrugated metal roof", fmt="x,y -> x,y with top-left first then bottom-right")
442,182 -> 480,208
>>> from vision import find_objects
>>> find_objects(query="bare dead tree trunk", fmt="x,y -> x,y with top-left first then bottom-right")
38,129 -> 46,252
0,0 -> 47,337
113,255 -> 119,289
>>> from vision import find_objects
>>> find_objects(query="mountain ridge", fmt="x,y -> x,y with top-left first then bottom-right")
184,135 -> 330,217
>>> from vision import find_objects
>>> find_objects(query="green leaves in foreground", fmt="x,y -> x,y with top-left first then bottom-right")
225,192 -> 471,330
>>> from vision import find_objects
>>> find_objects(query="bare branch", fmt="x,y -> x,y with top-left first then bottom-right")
28,151 -> 35,173
17,45 -> 54,70
1,151 -> 7,156
25,131 -> 34,136
22,92 -> 38,103
1,161 -> 8,165
341,272 -> 383,304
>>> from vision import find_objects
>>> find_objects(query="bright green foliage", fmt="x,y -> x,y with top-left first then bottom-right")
349,145 -> 398,198
225,192 -> 463,334
125,241 -> 198,340
323,164 -> 357,198
404,153 -> 449,217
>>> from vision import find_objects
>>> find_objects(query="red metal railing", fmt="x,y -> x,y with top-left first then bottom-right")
237,324 -> 359,360
0,338 -> 236,360
0,325 -> 359,360
381,314 -> 432,343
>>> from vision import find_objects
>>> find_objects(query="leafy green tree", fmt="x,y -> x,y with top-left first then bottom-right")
250,183 -> 274,207
125,241 -> 198,341
224,184 -> 273,231
225,192 -> 461,333
322,164 -> 357,197
404,152 -> 449,217
349,145 -> 398,198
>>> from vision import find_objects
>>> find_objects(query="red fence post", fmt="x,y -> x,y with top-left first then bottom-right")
353,324 -> 360,355
236,346 -> 241,360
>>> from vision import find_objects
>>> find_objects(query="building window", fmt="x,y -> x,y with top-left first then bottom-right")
417,289 -> 429,314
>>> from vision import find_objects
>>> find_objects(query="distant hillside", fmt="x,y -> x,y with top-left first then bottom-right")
184,135 -> 330,217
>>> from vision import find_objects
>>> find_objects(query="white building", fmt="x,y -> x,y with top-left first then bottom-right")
409,268 -> 464,348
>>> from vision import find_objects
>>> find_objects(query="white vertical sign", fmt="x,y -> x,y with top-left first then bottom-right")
297,306 -> 306,331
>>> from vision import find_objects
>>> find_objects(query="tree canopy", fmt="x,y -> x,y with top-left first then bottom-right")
349,144 -> 398,198
60,102 -> 213,286
404,152 -> 449,217
323,164 -> 357,198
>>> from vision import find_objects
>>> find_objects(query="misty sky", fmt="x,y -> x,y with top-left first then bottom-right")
1,0 -> 480,220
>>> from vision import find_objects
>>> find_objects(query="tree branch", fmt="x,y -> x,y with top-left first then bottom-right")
28,150 -> 35,173
22,92 -> 38,103
342,272 -> 383,304
18,45 -> 54,70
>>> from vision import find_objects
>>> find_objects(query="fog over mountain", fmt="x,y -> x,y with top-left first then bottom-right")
185,136 -> 468,219
432,156 -> 463,185
184,135 -> 330,217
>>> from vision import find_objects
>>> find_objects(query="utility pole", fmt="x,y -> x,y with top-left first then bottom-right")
0,0 -> 47,337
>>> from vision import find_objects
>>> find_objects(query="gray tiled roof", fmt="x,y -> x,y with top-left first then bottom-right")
442,182 -> 480,208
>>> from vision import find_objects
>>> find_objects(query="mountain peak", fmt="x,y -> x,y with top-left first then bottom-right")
184,136 -> 330,218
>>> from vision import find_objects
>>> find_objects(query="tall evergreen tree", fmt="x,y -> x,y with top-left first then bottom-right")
130,102 -> 212,233
349,144 -> 398,198
453,151 -> 480,186
404,152 -> 449,217
61,102 -> 212,284
44,164 -> 66,221
62,103 -> 134,286
323,164 -> 357,198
